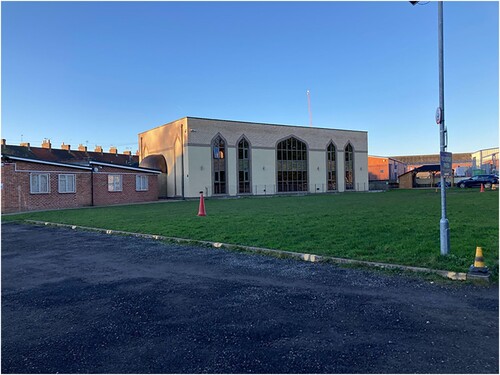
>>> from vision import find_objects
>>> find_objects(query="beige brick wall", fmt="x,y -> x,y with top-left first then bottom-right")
186,117 -> 368,151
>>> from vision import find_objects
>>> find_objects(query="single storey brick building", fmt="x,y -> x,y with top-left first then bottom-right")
1,142 -> 161,213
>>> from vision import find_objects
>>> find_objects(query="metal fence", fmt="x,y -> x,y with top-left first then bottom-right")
199,182 -> 368,196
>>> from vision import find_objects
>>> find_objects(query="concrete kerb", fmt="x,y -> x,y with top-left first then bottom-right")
26,220 -> 468,282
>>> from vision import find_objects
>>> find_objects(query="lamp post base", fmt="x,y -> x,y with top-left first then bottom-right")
440,218 -> 450,256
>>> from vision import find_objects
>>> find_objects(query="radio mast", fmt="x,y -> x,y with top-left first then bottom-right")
306,90 -> 312,127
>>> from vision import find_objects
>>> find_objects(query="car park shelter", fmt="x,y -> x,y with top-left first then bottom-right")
398,164 -> 453,189
138,117 -> 368,198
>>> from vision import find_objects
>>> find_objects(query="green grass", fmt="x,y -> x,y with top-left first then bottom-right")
3,189 -> 498,278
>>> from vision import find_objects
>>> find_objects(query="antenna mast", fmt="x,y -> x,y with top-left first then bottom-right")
306,90 -> 312,127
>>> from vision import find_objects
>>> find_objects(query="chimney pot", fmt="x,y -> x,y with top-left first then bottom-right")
42,139 -> 52,149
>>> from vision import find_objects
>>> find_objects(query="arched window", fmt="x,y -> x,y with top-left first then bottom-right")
276,136 -> 308,192
238,137 -> 251,194
344,143 -> 354,190
327,143 -> 337,191
212,135 -> 226,194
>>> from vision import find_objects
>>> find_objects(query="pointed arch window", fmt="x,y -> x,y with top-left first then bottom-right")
327,143 -> 337,191
212,135 -> 226,194
344,143 -> 354,190
276,136 -> 308,192
238,137 -> 251,194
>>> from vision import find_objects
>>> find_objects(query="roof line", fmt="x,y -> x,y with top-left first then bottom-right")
89,161 -> 162,173
186,116 -> 368,133
138,116 -> 368,134
2,155 -> 93,170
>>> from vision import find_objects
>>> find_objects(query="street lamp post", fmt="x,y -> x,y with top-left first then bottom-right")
437,1 -> 450,256
412,0 -> 450,255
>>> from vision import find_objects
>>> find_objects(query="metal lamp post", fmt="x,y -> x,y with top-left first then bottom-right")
412,1 -> 450,255
437,1 -> 450,256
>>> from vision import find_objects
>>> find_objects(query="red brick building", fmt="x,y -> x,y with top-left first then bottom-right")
368,156 -> 407,182
389,153 -> 473,176
1,142 -> 161,213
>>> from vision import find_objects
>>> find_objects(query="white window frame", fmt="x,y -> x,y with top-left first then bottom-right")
136,175 -> 149,191
58,174 -> 76,193
108,175 -> 123,192
30,173 -> 50,194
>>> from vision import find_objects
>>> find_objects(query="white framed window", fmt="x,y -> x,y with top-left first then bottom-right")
108,175 -> 123,192
136,175 -> 148,191
58,174 -> 76,193
30,173 -> 50,194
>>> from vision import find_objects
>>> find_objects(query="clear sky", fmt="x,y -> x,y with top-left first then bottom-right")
1,1 -> 498,156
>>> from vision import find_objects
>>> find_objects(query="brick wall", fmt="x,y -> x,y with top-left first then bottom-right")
92,166 -> 159,207
368,157 -> 389,181
1,161 -> 92,213
1,161 -> 159,213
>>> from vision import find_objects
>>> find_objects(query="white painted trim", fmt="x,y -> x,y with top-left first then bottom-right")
89,161 -> 161,174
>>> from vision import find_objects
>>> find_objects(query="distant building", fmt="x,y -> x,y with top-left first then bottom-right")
368,156 -> 407,189
471,147 -> 498,175
1,140 -> 161,213
138,117 -> 369,198
390,152 -> 472,177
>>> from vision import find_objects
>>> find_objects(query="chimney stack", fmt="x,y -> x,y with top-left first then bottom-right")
95,145 -> 103,153
109,146 -> 118,154
123,150 -> 132,156
42,139 -> 52,149
20,142 -> 30,149
1,139 -> 6,146
61,143 -> 71,151
78,144 -> 88,152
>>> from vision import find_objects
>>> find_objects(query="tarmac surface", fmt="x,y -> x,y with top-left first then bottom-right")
1,222 -> 498,374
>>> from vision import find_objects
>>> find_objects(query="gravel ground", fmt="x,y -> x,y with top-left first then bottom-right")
1,222 -> 498,374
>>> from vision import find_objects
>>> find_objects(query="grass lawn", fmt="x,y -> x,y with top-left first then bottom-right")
3,189 -> 498,278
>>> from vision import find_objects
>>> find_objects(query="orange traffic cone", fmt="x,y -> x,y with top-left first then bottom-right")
480,184 -> 485,193
197,192 -> 206,216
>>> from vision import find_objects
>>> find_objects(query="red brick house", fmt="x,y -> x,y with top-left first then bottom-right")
1,142 -> 161,213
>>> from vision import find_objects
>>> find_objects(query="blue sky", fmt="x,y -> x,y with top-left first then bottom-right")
2,1 -> 498,156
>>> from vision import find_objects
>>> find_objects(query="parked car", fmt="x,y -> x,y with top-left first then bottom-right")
457,175 -> 499,189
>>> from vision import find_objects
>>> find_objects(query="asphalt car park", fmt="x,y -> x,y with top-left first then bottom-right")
2,222 -> 499,373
